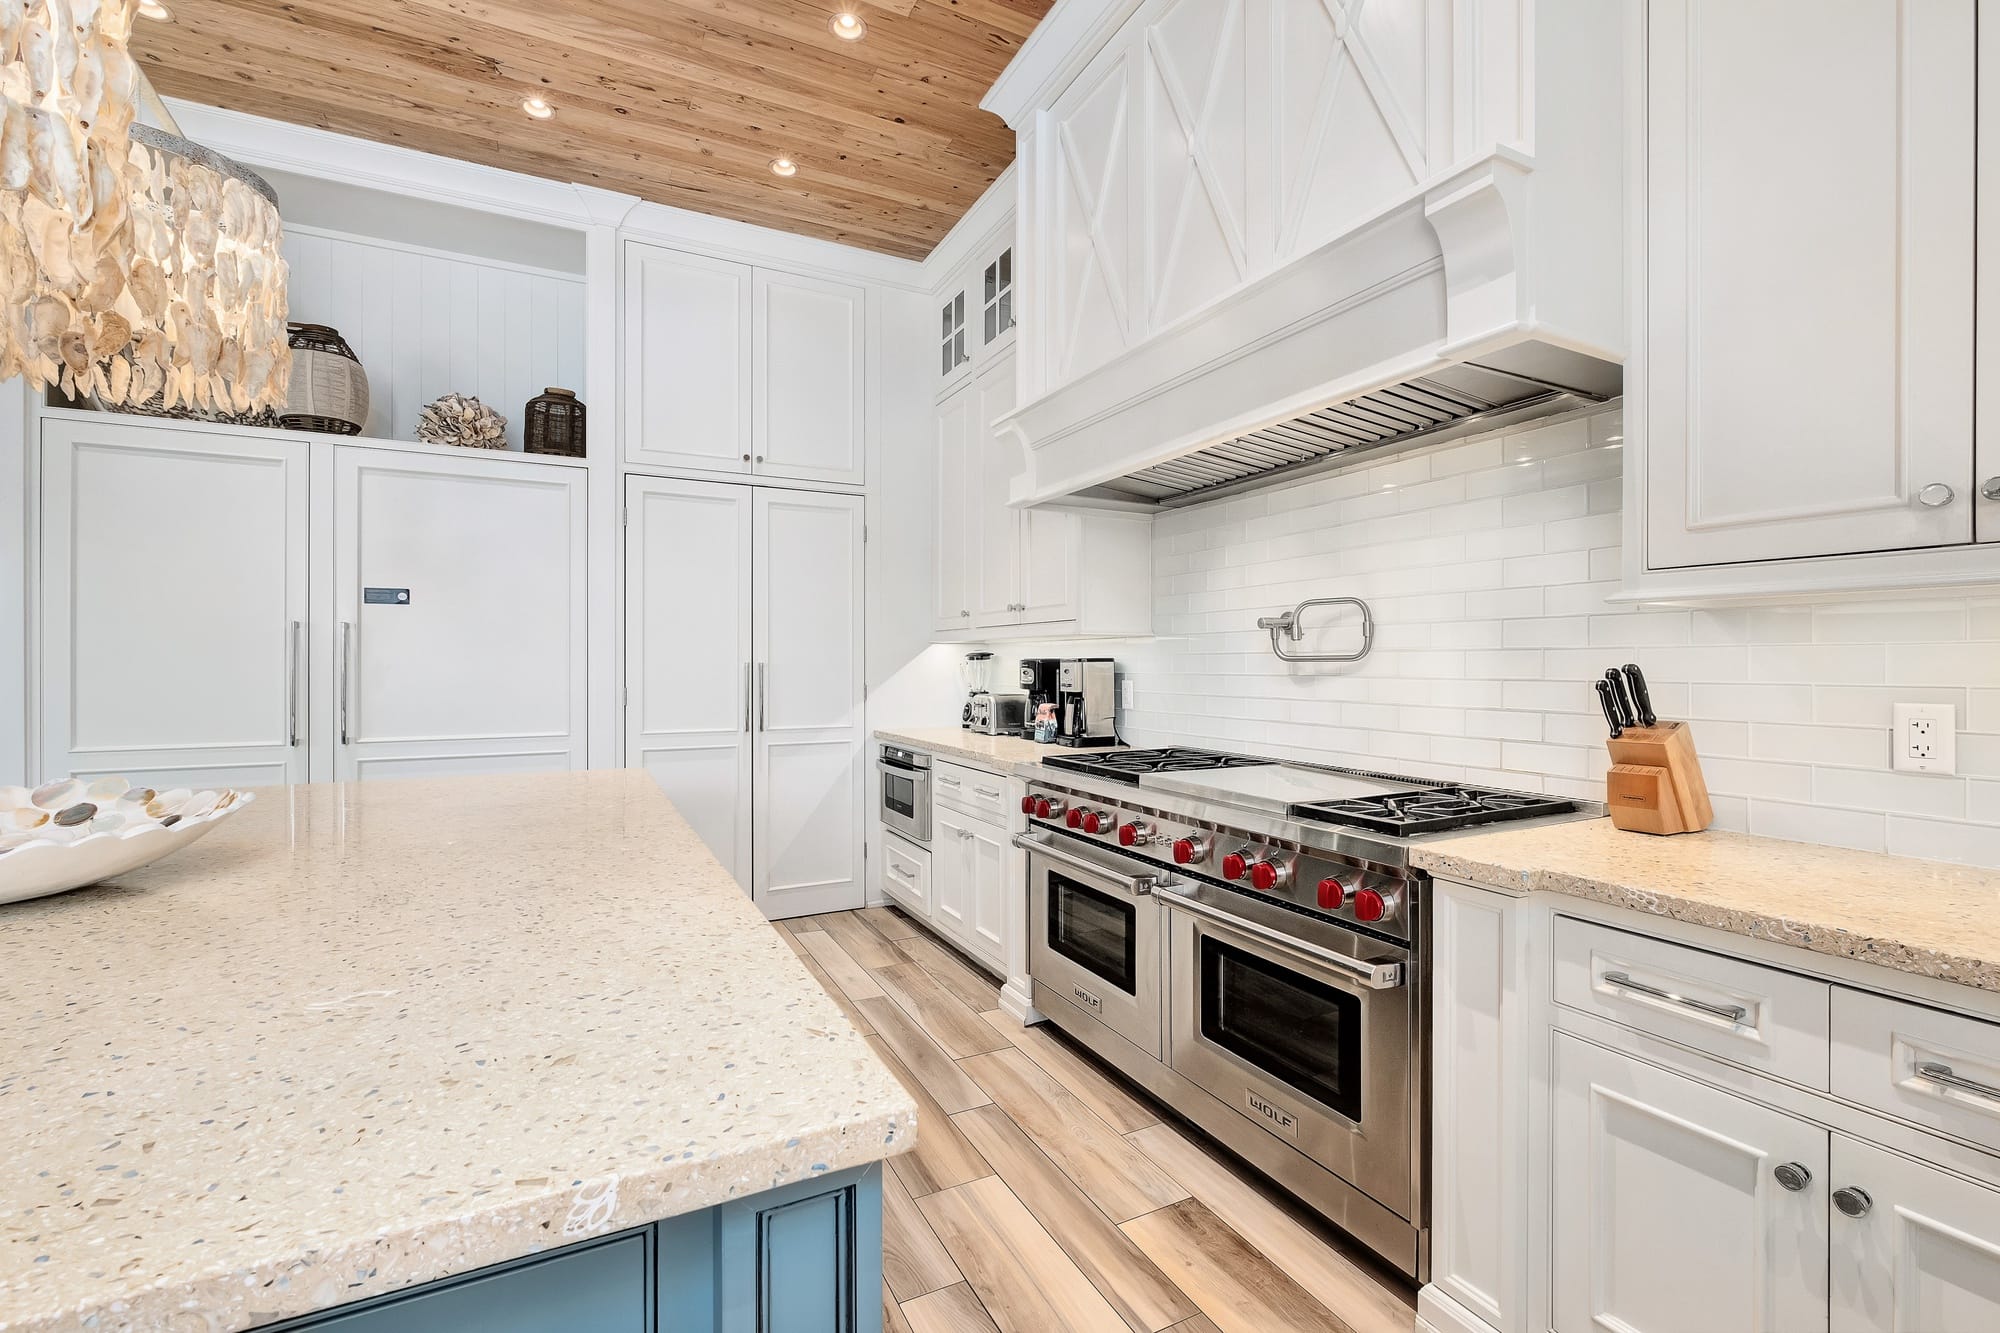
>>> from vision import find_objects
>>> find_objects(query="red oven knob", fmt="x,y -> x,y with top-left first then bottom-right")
1117,821 -> 1151,847
1249,859 -> 1291,892
1317,876 -> 1347,911
1172,836 -> 1209,865
1353,888 -> 1388,923
1021,795 -> 1037,815
1035,797 -> 1063,819
1220,852 -> 1249,881
1065,807 -> 1084,829
1081,810 -> 1109,835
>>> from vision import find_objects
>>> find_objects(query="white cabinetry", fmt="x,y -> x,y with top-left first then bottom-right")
330,449 -> 587,781
38,420 -> 310,789
1831,1136 -> 2000,1332
625,476 -> 864,918
1628,0 -> 2000,598
1551,1034 -> 1828,1333
933,804 -> 1009,972
36,417 -> 588,790
623,242 -> 864,487
933,350 -> 1152,639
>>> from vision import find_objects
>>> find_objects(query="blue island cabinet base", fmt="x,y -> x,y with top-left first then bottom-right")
258,1164 -> 884,1333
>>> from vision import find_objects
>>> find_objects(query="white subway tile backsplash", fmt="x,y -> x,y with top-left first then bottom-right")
1029,407 -> 2000,869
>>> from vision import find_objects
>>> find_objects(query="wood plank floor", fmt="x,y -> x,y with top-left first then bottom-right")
774,908 -> 1418,1333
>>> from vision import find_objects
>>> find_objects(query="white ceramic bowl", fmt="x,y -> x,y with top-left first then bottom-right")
0,779 -> 254,907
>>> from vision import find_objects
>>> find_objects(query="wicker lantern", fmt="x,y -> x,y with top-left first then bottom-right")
524,387 -> 586,457
280,324 -> 369,435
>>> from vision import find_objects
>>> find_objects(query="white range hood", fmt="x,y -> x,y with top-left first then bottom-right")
984,0 -> 1626,509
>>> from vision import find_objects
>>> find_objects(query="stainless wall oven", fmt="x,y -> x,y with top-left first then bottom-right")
877,744 -> 932,845
1159,881 -> 1414,1220
1019,831 -> 1163,1059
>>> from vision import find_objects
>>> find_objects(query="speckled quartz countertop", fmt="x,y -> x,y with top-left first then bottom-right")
874,726 -> 1117,774
0,770 -> 915,1333
1414,818 -> 2000,993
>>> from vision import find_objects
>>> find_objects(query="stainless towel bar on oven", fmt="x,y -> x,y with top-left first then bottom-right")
1257,597 -> 1374,663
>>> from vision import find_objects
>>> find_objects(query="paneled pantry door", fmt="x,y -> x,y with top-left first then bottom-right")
624,477 -> 864,917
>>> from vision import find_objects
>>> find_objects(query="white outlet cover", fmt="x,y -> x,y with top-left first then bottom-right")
1121,678 -> 1136,710
1892,702 -> 1957,775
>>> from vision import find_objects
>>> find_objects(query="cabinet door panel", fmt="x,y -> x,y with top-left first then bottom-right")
755,270 -> 864,486
1644,0 -> 1974,568
626,476 -> 755,890
931,809 -> 972,942
333,452 -> 586,781
754,489 -> 864,918
623,244 -> 752,474
1018,510 -> 1080,627
39,421 -> 309,788
1830,1135 -> 2000,1333
934,386 -> 974,631
1141,0 -> 1251,328
972,356 -> 1023,628
965,817 -> 1008,969
1050,50 -> 1137,385
1552,1034 -> 1827,1333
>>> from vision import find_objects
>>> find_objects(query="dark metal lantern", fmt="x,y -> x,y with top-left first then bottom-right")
524,387 -> 586,457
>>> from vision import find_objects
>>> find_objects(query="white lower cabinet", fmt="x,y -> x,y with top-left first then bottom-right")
1552,1034 -> 1829,1333
37,417 -> 588,789
930,804 -> 1006,973
625,476 -> 865,918
1831,1136 -> 2000,1331
880,833 -> 931,917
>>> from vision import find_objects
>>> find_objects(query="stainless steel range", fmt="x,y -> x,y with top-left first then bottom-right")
1014,746 -> 1591,1283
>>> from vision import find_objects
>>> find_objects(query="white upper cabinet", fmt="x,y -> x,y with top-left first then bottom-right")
754,269 -> 865,486
1046,45 -> 1136,386
623,244 -> 864,487
623,244 -> 753,475
973,353 -> 1026,628
934,383 -> 976,632
1639,0 -> 1976,573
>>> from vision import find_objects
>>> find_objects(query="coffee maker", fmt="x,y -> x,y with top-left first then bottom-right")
1056,658 -> 1117,748
1018,658 -> 1061,736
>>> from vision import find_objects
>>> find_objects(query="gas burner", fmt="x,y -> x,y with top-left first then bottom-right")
1040,747 -> 1266,783
1291,787 -> 1577,836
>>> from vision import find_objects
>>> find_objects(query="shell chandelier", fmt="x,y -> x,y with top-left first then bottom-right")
0,0 -> 290,415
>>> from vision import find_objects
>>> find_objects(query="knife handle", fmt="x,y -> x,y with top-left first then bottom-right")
1604,669 -> 1636,728
1622,663 -> 1658,727
1595,679 -> 1624,739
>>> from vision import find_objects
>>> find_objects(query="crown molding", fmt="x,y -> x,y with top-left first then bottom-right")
917,164 -> 1017,295
981,0 -> 1145,129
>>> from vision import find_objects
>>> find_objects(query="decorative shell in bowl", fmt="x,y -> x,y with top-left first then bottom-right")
0,778 -> 254,907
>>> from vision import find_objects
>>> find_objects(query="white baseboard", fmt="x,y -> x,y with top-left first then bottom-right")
1417,1284 -> 1500,1333
999,979 -> 1043,1026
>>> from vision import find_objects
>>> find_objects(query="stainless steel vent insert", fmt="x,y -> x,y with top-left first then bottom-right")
1101,362 -> 1608,508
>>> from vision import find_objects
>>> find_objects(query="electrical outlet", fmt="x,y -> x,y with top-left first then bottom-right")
1893,702 -> 1957,775
1121,678 -> 1136,710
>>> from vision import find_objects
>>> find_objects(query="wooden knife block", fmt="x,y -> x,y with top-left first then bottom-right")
1605,722 -> 1713,835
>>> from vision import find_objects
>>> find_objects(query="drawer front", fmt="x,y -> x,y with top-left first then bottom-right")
298,1232 -> 647,1332
934,761 -> 1015,823
881,832 -> 931,916
1833,987 -> 2000,1149
1553,916 -> 1831,1088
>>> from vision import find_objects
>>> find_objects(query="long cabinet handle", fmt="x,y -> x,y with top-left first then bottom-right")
1601,970 -> 1747,1023
975,785 -> 1002,799
337,620 -> 353,747
1154,883 -> 1405,990
743,662 -> 753,734
287,620 -> 302,747
1917,1061 -> 2000,1101
1013,831 -> 1157,895
757,663 -> 767,732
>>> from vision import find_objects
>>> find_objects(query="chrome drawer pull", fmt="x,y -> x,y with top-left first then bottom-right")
889,865 -> 917,881
1917,1061 -> 2000,1100
975,785 -> 1002,799
1601,970 -> 1747,1023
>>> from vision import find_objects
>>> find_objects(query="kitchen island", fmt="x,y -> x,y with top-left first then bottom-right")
0,770 -> 915,1332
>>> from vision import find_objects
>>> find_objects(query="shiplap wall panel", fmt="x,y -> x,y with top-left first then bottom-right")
282,226 -> 585,448
999,407 -> 2000,869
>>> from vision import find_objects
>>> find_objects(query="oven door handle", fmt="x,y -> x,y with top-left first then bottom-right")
1013,832 -> 1158,896
1156,885 -> 1404,990
876,761 -> 929,782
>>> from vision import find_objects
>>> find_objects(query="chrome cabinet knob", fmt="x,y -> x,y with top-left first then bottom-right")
1774,1162 -> 1813,1192
1833,1186 -> 1873,1218
1918,482 -> 1956,507
1982,477 -> 2000,502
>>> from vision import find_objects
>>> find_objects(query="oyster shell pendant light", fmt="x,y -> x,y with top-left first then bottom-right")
0,0 -> 291,414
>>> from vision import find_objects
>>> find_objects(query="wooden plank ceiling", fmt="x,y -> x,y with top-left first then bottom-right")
132,0 -> 1054,260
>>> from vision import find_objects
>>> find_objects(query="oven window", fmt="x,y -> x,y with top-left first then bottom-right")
882,771 -> 916,820
1200,935 -> 1362,1122
1047,871 -> 1136,994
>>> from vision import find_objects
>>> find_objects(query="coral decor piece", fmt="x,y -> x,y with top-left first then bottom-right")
416,391 -> 508,449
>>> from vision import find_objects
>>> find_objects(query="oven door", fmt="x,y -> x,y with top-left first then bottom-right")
1162,882 -> 1415,1218
876,758 -> 931,844
1020,832 -> 1165,1059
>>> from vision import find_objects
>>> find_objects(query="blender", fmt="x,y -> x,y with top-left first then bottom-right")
960,652 -> 994,728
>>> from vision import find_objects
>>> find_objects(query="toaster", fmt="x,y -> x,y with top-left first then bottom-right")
965,692 -> 1029,736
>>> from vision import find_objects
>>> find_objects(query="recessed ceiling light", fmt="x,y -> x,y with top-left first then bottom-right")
829,11 -> 868,40
138,0 -> 173,19
769,156 -> 798,178
521,96 -> 555,120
